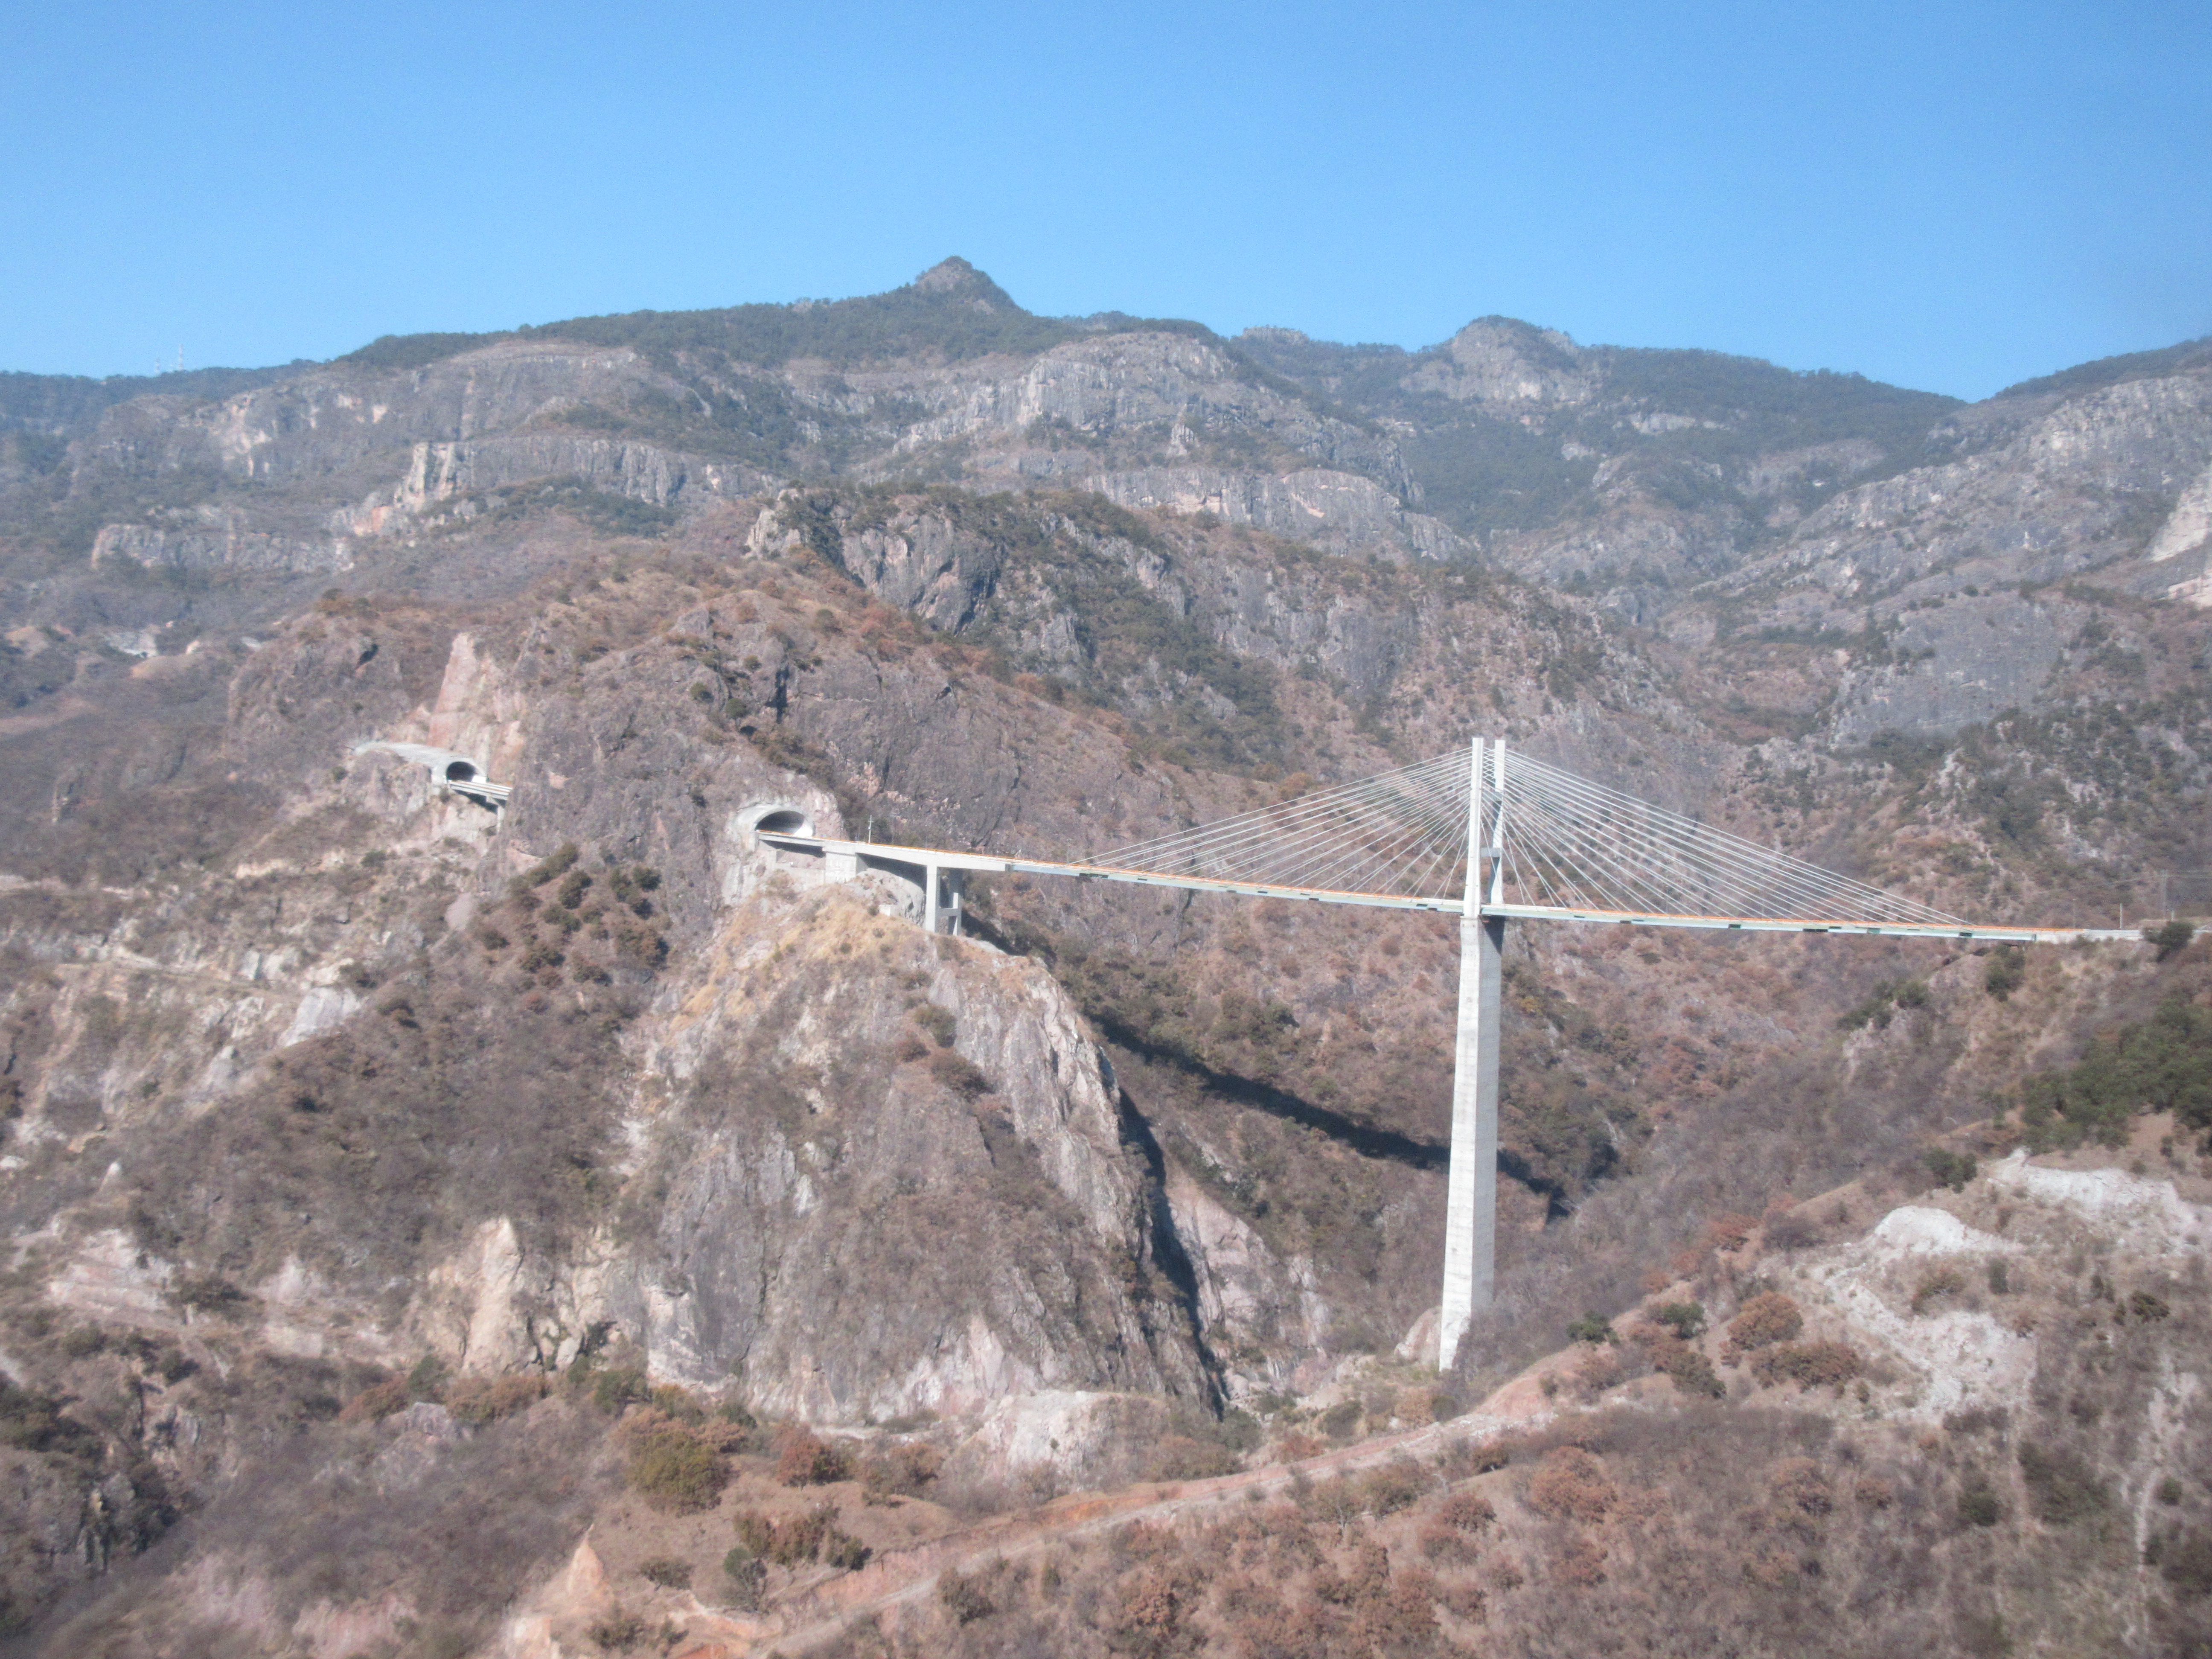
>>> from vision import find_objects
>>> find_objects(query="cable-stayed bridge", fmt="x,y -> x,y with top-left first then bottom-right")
759,739 -> 2139,1369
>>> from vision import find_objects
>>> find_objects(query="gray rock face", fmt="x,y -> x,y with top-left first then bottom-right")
1827,594 -> 2078,743
1080,466 -> 1461,562
92,513 -> 353,574
84,341 -> 671,485
27,267 -> 2212,725
349,432 -> 773,526
1403,317 -> 1598,406
608,887 -> 1208,1421
1725,373 -> 2212,609
895,332 -> 1401,477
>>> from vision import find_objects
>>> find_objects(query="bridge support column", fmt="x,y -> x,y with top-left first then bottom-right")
923,862 -> 941,934
1440,737 -> 1505,1372
1439,910 -> 1503,1370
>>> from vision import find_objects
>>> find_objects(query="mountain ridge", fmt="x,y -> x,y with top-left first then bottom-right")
0,260 -> 2206,1656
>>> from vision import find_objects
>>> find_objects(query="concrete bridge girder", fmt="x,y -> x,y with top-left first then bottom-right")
736,804 -> 965,932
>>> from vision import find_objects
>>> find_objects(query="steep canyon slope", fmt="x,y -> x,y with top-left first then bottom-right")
0,262 -> 2206,1655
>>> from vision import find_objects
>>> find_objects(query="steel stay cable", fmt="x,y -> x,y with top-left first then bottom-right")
1514,807 -> 1679,914
1167,780 -> 1459,890
1090,744 -> 1954,923
1108,755 -> 1472,893
1511,770 -> 1947,923
1509,765 -> 1899,919
1511,762 -> 1840,910
1529,775 -> 1943,923
1503,777 -> 1693,913
1101,757 -> 1467,885
1099,754 -> 1465,866
1512,759 -> 1961,923
1286,762 -> 1476,894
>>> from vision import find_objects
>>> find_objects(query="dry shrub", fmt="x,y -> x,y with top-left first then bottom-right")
1575,1344 -> 1628,1398
1435,1576 -> 1488,1622
1114,1520 -> 1183,1561
586,1608 -> 650,1649
1765,1210 -> 1822,1250
338,1377 -> 411,1424
1318,1400 -> 1362,1443
1301,1475 -> 1367,1540
1769,1458 -> 1833,1518
1353,1568 -> 1440,1649
1275,1431 -> 1327,1462
1212,1570 -> 1284,1633
860,1440 -> 943,1501
1113,1564 -> 1189,1653
1723,1293 -> 1803,1360
1312,1540 -> 1391,1607
647,1383 -> 703,1423
1440,1438 -> 1513,1481
446,1374 -> 546,1425
1359,1456 -> 1429,1516
1147,1434 -> 1241,1482
774,1424 -> 855,1486
1396,1384 -> 1458,1423
1526,1447 -> 1618,1522
938,1566 -> 995,1624
2162,1530 -> 2212,1598
1854,1474 -> 1897,1508
1706,1214 -> 1760,1253
2018,1443 -> 2109,1525
1910,1265 -> 1968,1314
1420,1489 -> 1496,1565
1436,1490 -> 1496,1534
622,1414 -> 727,1512
1958,1475 -> 2005,1528
1643,1336 -> 1725,1399
637,1554 -> 690,1589
734,1503 -> 869,1569
1556,1533 -> 1608,1586
1419,1523 -> 1481,1566
690,1415 -> 756,1455
1750,1342 -> 1863,1389
722,1548 -> 765,1607
927,1048 -> 992,1098
588,1367 -> 648,1414
1743,1544 -> 1799,1586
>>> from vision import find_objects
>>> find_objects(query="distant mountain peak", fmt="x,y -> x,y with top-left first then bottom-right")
910,256 -> 1013,309
1410,315 -> 1595,405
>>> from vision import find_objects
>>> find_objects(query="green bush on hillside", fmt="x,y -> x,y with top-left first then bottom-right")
2016,997 -> 2212,1150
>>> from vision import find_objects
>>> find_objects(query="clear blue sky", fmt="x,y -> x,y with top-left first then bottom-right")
3,0 -> 2206,399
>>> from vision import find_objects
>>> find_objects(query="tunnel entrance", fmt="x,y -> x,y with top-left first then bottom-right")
754,807 -> 812,838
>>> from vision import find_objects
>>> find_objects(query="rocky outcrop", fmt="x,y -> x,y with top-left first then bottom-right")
336,433 -> 775,531
1825,592 -> 2080,744
1721,373 -> 2212,614
888,331 -> 1413,489
601,886 -> 1212,1421
1080,466 -> 1461,562
1403,317 -> 1598,406
92,514 -> 353,574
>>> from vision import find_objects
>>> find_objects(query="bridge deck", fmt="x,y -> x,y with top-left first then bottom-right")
757,835 -> 2135,943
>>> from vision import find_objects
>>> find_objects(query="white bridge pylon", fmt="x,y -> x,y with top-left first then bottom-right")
760,739 -> 2136,1371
